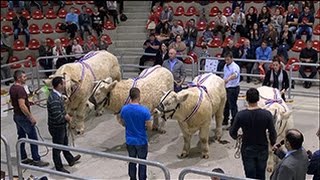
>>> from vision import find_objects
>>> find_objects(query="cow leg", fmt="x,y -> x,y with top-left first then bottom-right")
74,104 -> 87,135
214,97 -> 226,141
179,132 -> 191,159
199,123 -> 210,159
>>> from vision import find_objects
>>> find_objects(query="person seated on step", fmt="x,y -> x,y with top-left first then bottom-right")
139,33 -> 160,73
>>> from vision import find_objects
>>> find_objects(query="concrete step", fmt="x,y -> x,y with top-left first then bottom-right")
115,48 -> 144,53
116,32 -> 147,40
120,19 -> 147,26
125,7 -> 151,13
117,55 -> 141,64
116,25 -> 146,33
124,1 -> 151,6
123,12 -> 149,19
114,40 -> 145,48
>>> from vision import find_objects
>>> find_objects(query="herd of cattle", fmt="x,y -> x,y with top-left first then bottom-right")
42,50 -> 293,173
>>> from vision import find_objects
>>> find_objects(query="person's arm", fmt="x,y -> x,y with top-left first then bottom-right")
78,14 -> 83,25
225,65 -> 239,83
305,16 -> 314,27
267,47 -> 272,61
262,70 -> 271,86
307,150 -> 320,175
282,70 -> 290,91
229,114 -> 240,140
18,98 -> 36,125
255,48 -> 260,60
267,111 -> 277,146
65,13 -> 70,23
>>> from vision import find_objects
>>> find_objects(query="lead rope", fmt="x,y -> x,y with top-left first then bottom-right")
234,135 -> 242,159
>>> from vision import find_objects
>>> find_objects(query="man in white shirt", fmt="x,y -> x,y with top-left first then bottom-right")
230,6 -> 245,37
212,10 -> 229,41
170,19 -> 184,39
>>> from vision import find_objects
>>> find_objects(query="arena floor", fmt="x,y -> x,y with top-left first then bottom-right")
1,74 -> 319,180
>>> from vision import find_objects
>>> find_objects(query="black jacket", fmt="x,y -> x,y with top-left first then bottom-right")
12,16 -> 28,29
263,69 -> 290,91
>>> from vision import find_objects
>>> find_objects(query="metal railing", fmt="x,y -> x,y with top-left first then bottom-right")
178,167 -> 253,180
16,138 -> 170,180
1,135 -> 13,180
288,62 -> 320,99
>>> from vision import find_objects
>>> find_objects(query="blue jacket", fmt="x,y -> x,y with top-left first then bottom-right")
308,150 -> 320,180
255,46 -> 272,61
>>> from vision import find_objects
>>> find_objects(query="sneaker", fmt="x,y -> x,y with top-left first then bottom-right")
69,154 -> 81,167
21,158 -> 34,164
56,167 -> 70,174
32,160 -> 49,167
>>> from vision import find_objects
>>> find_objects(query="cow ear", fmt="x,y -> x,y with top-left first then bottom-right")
104,77 -> 113,83
177,93 -> 188,103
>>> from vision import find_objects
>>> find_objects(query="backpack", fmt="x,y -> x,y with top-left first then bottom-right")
120,14 -> 127,22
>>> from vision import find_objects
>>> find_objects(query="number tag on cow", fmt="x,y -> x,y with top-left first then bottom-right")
204,58 -> 219,73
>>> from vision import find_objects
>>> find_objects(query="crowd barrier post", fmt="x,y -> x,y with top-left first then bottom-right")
1,135 -> 13,180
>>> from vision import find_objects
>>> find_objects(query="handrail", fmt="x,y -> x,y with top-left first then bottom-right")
178,167 -> 254,180
1,135 -> 13,180
288,62 -> 320,99
16,138 -> 170,180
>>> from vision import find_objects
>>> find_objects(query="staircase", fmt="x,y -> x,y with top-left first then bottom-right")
109,1 -> 151,73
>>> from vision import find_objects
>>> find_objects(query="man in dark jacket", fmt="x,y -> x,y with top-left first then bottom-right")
47,77 -> 81,174
239,39 -> 255,83
12,10 -> 30,47
299,40 -> 318,88
79,5 -> 92,39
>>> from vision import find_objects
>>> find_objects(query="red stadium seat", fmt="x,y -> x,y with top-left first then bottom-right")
28,39 -> 40,50
208,21 -> 215,29
209,6 -> 220,17
293,7 -> 299,15
314,24 -> 320,35
221,36 -> 233,48
177,19 -> 184,27
184,51 -> 198,64
291,39 -> 306,52
55,22 -> 66,33
45,9 -> 57,19
196,21 -> 207,31
174,6 -> 185,16
5,10 -> 16,21
60,37 -> 69,47
215,53 -> 222,58
42,0 -> 48,6
22,9 -> 31,20
0,14 -> 3,21
9,56 -> 22,69
58,8 -> 67,18
252,0 -> 264,3
101,34 -> 112,45
156,6 -> 163,13
104,20 -> 116,30
42,23 -> 54,34
65,1 -> 73,5
1,1 -> 8,8
208,36 -> 222,48
24,55 -> 37,68
168,5 -> 173,12
46,38 -> 55,47
88,1 -> 94,4
217,0 -> 228,3
29,23 -> 40,34
13,39 -> 25,51
312,40 -> 320,52
316,8 -> 320,19
74,7 -> 81,15
237,37 -> 246,46
185,6 -> 198,16
86,7 -> 93,15
196,36 -> 204,47
285,58 -> 300,71
89,35 -> 98,45
32,10 -> 44,20
75,1 -> 86,5
2,25 -> 13,35
223,6 -> 232,17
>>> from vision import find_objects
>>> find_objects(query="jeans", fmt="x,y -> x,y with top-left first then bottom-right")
184,38 -> 195,52
241,145 -> 268,180
49,125 -> 74,170
126,144 -> 148,180
80,24 -> 92,39
13,114 -> 40,161
223,86 -> 240,125
8,1 -> 24,10
14,28 -> 30,46
296,26 -> 313,41
299,65 -> 318,83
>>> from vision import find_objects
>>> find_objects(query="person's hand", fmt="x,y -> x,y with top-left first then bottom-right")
29,116 -> 37,126
65,114 -> 72,122
307,150 -> 313,159
280,89 -> 286,94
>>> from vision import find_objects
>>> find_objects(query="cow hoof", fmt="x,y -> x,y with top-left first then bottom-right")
152,127 -> 158,131
177,153 -> 188,159
202,154 -> 209,159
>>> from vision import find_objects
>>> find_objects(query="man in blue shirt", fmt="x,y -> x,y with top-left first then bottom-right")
119,87 -> 152,180
65,6 -> 79,39
252,41 -> 272,84
222,53 -> 240,127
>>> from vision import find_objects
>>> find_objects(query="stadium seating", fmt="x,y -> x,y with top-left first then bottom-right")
101,34 -> 113,45
13,40 -> 25,51
55,22 -> 66,33
208,36 -> 222,48
291,39 -> 306,52
58,8 -> 67,18
196,36 -> 204,47
314,24 -> 320,35
221,36 -> 233,48
46,38 -> 55,47
174,6 -> 185,16
1,1 -> 8,8
75,1 -> 87,5
209,6 -> 220,17
22,9 -> 31,20
74,36 -> 84,46
86,7 -> 93,15
5,10 -> 16,21
208,21 -> 215,29
104,20 -> 116,30
60,37 -> 69,47
316,8 -> 320,19
185,6 -> 198,16
32,10 -> 44,20
2,25 -> 13,35
65,1 -> 74,5
24,55 -> 37,68
29,23 -> 41,34
184,51 -> 198,64
9,56 -> 22,69
196,21 -> 207,31
28,39 -> 40,50
222,6 -> 232,17
42,23 -> 54,34
45,9 -> 57,19
285,57 -> 300,71
312,40 -> 320,52
177,19 -> 184,27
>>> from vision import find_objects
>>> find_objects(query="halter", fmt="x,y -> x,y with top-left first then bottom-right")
157,90 -> 180,121
88,79 -> 111,110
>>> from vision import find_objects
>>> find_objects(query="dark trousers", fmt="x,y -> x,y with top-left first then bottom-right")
212,25 -> 227,41
242,62 -> 254,81
39,58 -> 53,77
126,144 -> 148,180
14,28 -> 30,46
299,65 -> 317,83
66,23 -> 78,39
49,125 -> 74,170
13,114 -> 41,161
241,145 -> 268,180
223,86 -> 240,125
79,24 -> 92,39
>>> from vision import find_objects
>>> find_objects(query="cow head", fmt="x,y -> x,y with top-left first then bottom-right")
156,90 -> 188,121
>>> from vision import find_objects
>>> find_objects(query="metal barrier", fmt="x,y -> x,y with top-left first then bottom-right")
288,62 -> 320,99
16,138 -> 170,180
178,167 -> 253,180
1,135 -> 13,180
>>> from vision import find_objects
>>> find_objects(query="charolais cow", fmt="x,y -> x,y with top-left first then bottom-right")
43,50 -> 121,134
155,73 -> 226,159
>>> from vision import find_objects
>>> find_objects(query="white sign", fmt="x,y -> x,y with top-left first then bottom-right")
204,58 -> 219,73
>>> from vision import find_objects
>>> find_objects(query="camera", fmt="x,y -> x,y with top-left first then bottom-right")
275,140 -> 285,148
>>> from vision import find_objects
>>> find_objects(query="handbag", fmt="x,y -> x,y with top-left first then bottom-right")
120,14 -> 128,22
147,21 -> 156,30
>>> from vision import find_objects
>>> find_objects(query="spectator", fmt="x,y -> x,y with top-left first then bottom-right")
162,48 -> 186,92
284,4 -> 298,33
271,7 -> 284,35
201,25 -> 214,47
155,4 -> 173,35
247,23 -> 263,50
265,1 -> 280,8
9,70 -> 50,167
262,24 -> 278,49
183,19 -> 198,53
1,32 -> 13,86
258,6 -> 271,32
296,6 -> 314,41
298,0 -> 315,15
71,39 -> 83,61
106,1 -> 119,27
168,35 -> 187,60
48,1 -> 65,14
245,6 -> 258,31
230,6 -> 246,37
97,35 -> 109,51
79,5 -> 93,39
119,87 -> 152,180
299,40 -> 318,88
83,35 -> 97,53
139,33 -> 160,72
25,1 -> 43,14
8,1 -> 25,11
277,24 -> 294,63
65,7 -> 79,39
170,19 -> 184,40
252,41 -> 272,84
262,56 -> 289,101
232,0 -> 245,12
271,129 -> 309,180
52,39 -> 68,69
47,77 -> 81,174
12,10 -> 30,47
155,22 -> 171,43
155,43 -> 169,66
222,53 -> 241,127
91,6 -> 104,37
212,11 -> 229,41
239,39 -> 256,83
38,40 -> 53,78
211,168 -> 225,180
217,40 -> 240,73
146,6 -> 160,34
307,127 -> 320,180
230,88 -> 277,180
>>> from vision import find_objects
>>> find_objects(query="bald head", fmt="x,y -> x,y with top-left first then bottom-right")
169,48 -> 177,60
285,129 -> 304,150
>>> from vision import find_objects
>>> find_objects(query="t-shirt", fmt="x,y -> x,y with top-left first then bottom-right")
9,84 -> 30,116
298,13 -> 315,28
143,39 -> 160,54
120,104 -> 151,145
